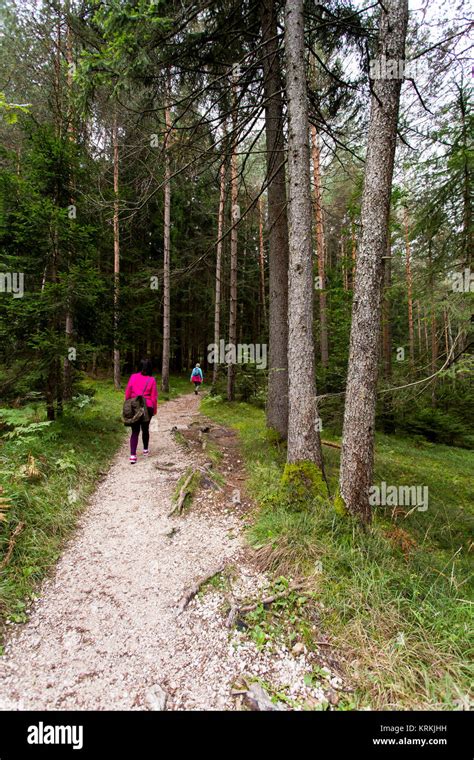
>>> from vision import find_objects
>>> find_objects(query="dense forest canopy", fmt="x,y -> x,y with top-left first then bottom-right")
0,0 -> 472,516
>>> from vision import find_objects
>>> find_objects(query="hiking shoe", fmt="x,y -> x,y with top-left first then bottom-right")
143,449 -> 149,456
130,455 -> 137,464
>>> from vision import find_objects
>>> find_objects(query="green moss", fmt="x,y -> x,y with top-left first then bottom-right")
333,488 -> 348,516
172,467 -> 202,511
281,461 -> 328,511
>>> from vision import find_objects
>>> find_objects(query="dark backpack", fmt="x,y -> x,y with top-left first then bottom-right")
122,379 -> 151,426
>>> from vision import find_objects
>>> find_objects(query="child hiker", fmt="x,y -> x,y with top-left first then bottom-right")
190,363 -> 203,394
124,358 -> 158,464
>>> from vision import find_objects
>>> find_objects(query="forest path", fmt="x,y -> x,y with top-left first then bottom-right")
0,393 -> 341,711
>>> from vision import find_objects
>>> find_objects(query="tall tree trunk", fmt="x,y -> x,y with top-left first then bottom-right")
428,241 -> 437,405
227,67 -> 239,401
382,233 -> 392,378
45,11 -> 63,421
112,113 -> 121,389
63,9 -> 74,400
311,124 -> 329,368
443,307 -> 449,358
284,0 -> 324,469
415,299 -> 422,356
458,85 -> 472,269
212,154 -> 226,390
423,305 -> 429,356
161,102 -> 172,393
260,0 -> 289,439
258,195 -> 267,332
338,0 -> 408,522
342,230 -> 349,291
350,219 -> 357,288
404,205 -> 415,367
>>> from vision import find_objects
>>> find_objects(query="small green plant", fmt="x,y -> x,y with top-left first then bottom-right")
70,394 -> 93,409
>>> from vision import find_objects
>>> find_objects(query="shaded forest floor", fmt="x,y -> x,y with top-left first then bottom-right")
0,381 -> 472,710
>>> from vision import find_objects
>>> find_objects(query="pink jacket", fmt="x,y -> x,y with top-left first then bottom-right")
125,373 -> 158,415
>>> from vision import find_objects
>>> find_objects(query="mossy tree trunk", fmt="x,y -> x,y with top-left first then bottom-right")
284,0 -> 324,470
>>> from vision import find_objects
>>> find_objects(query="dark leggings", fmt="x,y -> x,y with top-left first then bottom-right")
130,407 -> 154,455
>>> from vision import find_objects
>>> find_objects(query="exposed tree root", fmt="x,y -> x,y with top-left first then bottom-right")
177,563 -> 226,614
225,580 -> 307,628
168,469 -> 196,517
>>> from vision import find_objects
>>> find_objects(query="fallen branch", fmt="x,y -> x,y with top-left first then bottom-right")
321,440 -> 341,450
225,581 -> 307,627
0,522 -> 25,571
177,563 -> 226,614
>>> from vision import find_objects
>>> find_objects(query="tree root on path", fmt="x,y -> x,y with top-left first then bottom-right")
177,563 -> 226,614
225,580 -> 307,628
168,469 -> 196,517
168,464 -> 222,517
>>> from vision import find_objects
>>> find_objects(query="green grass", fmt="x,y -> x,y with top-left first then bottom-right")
200,396 -> 474,711
0,374 -> 189,637
159,374 -> 192,401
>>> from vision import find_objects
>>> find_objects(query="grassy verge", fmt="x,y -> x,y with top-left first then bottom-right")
159,374 -> 192,400
0,374 -> 189,642
200,396 -> 474,710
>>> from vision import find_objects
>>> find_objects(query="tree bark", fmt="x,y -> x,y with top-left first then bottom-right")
338,0 -> 408,522
382,233 -> 392,378
415,299 -> 422,356
404,205 -> 415,367
227,67 -> 239,401
350,219 -> 357,288
311,124 -> 329,368
112,113 -> 121,389
161,102 -> 172,393
428,241 -> 437,405
458,84 -> 472,269
284,0 -> 324,468
212,152 -> 226,390
63,10 -> 75,399
258,195 -> 267,331
260,0 -> 289,439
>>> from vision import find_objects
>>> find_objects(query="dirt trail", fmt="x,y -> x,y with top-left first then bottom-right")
0,393 -> 342,711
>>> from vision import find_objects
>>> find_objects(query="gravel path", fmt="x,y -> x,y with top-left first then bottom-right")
0,393 -> 342,711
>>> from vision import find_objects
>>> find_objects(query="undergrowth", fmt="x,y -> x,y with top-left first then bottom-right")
200,396 -> 474,711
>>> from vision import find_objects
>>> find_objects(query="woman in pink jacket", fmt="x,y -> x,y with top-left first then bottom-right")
124,359 -> 158,464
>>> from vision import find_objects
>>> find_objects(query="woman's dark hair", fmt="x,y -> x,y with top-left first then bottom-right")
139,358 -> 153,376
